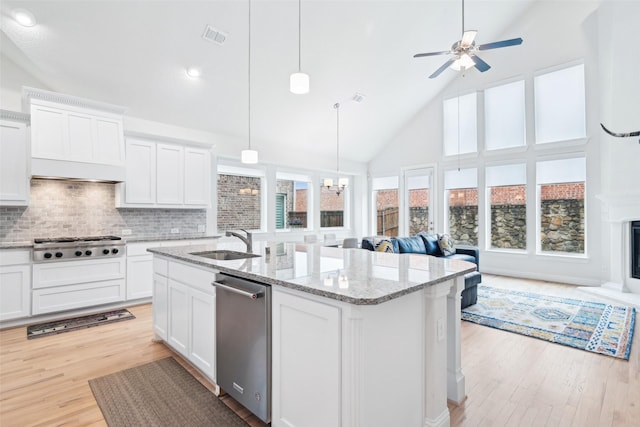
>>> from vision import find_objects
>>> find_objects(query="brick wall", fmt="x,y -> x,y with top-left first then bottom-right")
217,174 -> 261,230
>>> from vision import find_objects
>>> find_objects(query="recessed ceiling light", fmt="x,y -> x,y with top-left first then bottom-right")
12,9 -> 36,27
186,67 -> 201,78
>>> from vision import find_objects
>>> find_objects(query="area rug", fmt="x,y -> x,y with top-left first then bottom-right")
462,286 -> 636,360
89,357 -> 247,426
27,309 -> 135,339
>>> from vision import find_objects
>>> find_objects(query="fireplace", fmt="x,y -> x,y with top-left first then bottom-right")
633,221 -> 640,280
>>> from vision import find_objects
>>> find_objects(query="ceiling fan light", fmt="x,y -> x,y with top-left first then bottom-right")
241,149 -> 259,164
450,53 -> 475,70
290,72 -> 310,94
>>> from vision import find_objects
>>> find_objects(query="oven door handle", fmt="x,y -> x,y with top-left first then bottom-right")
211,281 -> 261,300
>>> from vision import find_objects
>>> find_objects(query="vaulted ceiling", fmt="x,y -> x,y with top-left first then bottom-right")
1,0 -> 535,164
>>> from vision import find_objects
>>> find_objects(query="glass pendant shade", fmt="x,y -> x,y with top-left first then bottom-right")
241,149 -> 259,164
323,178 -> 334,188
450,53 -> 475,71
290,72 -> 310,94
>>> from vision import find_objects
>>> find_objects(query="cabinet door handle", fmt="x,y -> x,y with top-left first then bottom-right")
211,281 -> 260,300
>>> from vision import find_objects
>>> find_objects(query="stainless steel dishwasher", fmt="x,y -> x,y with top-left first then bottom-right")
213,273 -> 271,423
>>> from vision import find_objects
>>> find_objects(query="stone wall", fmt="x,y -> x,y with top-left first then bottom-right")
448,206 -> 478,245
408,207 -> 429,235
217,174 -> 261,230
540,199 -> 584,253
490,205 -> 527,249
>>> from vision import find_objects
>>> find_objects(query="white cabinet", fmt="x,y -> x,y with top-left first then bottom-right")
32,257 -> 125,315
0,249 -> 31,321
28,95 -> 125,167
272,289 -> 342,427
117,136 -> 211,209
124,139 -> 156,205
184,147 -> 210,205
126,254 -> 154,300
168,279 -> 190,355
0,112 -> 30,206
152,256 -> 216,381
156,143 -> 184,205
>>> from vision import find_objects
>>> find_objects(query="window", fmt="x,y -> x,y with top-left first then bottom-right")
444,168 -> 478,246
534,64 -> 586,144
406,170 -> 432,235
486,164 -> 527,250
217,164 -> 265,231
320,178 -> 348,228
276,172 -> 311,230
536,157 -> 586,254
443,92 -> 477,156
372,176 -> 399,237
485,80 -> 526,150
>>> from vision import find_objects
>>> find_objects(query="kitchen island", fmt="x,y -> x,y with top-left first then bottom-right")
149,241 -> 477,427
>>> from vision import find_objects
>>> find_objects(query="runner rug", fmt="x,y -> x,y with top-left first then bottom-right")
89,357 -> 247,426
462,286 -> 636,360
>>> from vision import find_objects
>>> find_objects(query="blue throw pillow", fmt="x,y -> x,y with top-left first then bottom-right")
395,236 -> 427,254
417,232 -> 442,256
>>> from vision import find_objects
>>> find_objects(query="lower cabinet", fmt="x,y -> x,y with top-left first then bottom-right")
272,289 -> 342,427
0,249 -> 31,321
152,256 -> 216,382
126,254 -> 153,300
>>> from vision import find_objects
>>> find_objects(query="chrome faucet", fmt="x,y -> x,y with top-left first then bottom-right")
225,229 -> 253,253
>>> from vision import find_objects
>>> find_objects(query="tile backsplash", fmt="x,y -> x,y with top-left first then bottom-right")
0,179 -> 206,242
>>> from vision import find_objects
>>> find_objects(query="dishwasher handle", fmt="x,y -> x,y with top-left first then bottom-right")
212,281 -> 261,300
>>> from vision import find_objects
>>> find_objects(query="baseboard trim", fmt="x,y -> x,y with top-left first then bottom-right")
480,268 -> 601,287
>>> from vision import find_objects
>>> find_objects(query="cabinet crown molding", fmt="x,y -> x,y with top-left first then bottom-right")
22,86 -> 128,115
0,110 -> 30,123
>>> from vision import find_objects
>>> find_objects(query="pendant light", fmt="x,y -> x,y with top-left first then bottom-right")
242,0 -> 259,164
323,103 -> 348,195
289,0 -> 309,94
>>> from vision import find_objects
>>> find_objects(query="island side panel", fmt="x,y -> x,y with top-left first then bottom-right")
272,289 -> 342,427
272,284 -> 453,427
447,276 -> 466,404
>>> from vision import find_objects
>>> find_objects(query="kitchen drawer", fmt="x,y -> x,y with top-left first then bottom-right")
33,258 -> 125,289
127,242 -> 152,256
32,279 -> 125,315
0,249 -> 31,266
169,260 -> 215,293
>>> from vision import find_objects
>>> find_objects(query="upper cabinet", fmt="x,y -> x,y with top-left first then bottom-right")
23,87 -> 127,182
116,135 -> 212,209
0,111 -> 30,206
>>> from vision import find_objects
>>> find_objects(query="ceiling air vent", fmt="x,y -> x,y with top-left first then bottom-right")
202,25 -> 228,45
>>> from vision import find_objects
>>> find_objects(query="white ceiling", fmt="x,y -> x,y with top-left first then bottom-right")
0,0 -> 535,164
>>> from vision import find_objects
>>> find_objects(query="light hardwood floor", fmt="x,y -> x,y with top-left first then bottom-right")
0,275 -> 638,427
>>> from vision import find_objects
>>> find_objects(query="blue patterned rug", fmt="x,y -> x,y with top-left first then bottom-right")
462,286 -> 636,360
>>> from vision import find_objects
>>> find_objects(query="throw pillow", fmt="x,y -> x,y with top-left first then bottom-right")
437,234 -> 456,256
374,238 -> 395,253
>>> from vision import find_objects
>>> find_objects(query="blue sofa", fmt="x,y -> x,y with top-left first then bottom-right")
361,233 -> 481,309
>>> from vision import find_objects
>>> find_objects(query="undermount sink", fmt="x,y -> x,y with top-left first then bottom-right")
190,250 -> 261,261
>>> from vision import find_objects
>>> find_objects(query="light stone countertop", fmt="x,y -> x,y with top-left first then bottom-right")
148,241 -> 477,305
0,242 -> 33,249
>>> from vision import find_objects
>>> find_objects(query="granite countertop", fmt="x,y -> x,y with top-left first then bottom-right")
148,241 -> 477,306
125,235 -> 222,243
0,241 -> 33,249
0,235 -> 222,249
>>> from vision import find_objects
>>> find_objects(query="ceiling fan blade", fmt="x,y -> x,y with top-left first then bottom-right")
429,58 -> 456,79
471,54 -> 491,72
461,30 -> 477,48
477,37 -> 523,51
413,50 -> 451,58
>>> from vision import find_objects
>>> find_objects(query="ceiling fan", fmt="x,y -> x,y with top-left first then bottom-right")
414,0 -> 523,79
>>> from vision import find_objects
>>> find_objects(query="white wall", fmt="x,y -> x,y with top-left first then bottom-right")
368,1 -> 612,286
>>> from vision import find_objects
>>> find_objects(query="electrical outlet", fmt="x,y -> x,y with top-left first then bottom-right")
198,225 -> 206,233
122,229 -> 132,236
171,228 -> 179,234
